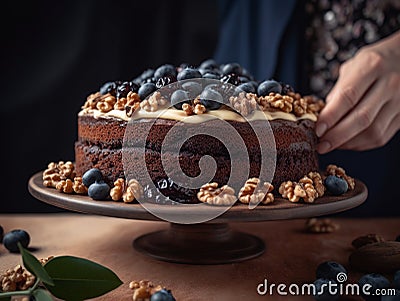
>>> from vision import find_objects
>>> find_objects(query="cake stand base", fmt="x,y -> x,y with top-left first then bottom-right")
133,223 -> 264,264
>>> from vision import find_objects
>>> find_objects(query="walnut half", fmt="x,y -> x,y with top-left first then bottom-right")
197,182 -> 236,206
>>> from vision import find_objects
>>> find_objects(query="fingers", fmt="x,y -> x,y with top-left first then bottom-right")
316,50 -> 384,138
316,78 -> 388,153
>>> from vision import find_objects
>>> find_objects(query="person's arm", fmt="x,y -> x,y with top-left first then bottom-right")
316,30 -> 400,154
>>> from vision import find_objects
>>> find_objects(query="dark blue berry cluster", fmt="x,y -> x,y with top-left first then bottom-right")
82,168 -> 110,200
98,59 -> 294,112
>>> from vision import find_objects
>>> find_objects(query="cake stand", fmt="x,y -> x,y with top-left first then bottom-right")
29,172 -> 367,264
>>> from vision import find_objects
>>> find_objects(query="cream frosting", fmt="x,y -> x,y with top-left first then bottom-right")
79,107 -> 317,123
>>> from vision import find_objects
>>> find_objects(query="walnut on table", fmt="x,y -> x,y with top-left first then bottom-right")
0,265 -> 35,292
197,182 -> 236,206
305,218 -> 340,233
129,280 -> 164,301
238,178 -> 274,205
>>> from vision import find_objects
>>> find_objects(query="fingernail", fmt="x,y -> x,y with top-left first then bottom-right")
316,122 -> 327,137
317,141 -> 331,154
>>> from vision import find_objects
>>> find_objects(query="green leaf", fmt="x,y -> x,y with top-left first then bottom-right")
18,243 -> 54,286
33,288 -> 54,301
44,256 -> 122,301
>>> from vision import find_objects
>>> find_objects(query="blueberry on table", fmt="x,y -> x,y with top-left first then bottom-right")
88,181 -> 110,200
235,82 -> 256,94
394,270 -> 400,289
177,68 -> 202,81
221,62 -> 242,75
170,89 -> 190,110
154,64 -> 177,79
199,87 -> 223,110
150,289 -> 176,301
257,80 -> 282,96
324,175 -> 348,196
358,273 -> 390,299
138,83 -> 157,100
316,261 -> 347,281
3,229 -> 30,253
312,278 -> 339,301
82,168 -> 103,187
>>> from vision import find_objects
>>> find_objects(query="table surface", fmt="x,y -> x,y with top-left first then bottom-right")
0,214 -> 398,301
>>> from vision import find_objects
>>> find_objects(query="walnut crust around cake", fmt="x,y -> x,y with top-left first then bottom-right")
75,114 -> 318,203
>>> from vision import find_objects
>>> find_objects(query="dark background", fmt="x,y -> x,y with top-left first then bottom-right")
1,0 -> 399,216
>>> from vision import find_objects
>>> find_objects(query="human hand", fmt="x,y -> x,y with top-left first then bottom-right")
316,30 -> 400,154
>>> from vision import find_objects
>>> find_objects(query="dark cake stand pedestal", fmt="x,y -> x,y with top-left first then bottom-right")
29,172 -> 367,264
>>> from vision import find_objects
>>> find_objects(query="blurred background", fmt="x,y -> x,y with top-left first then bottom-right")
1,0 -> 399,216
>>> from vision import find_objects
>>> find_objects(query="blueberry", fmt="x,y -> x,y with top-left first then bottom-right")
150,289 -> 176,301
116,81 -> 131,99
324,175 -> 348,196
177,68 -> 202,81
138,83 -> 157,100
0,225 -> 3,242
156,75 -> 176,89
393,270 -> 400,289
257,80 -> 282,96
281,83 -> 295,95
99,81 -> 117,95
82,168 -> 103,187
139,69 -> 155,81
220,73 -> 241,86
239,76 -> 250,83
199,58 -> 219,70
170,89 -> 190,109
154,64 -> 177,79
3,229 -> 30,253
181,81 -> 203,98
129,81 -> 140,93
359,274 -> 390,300
142,77 -> 157,85
241,67 -> 255,81
381,289 -> 400,301
88,181 -> 110,200
202,71 -> 221,80
199,88 -> 223,110
235,82 -> 256,94
316,261 -> 347,281
312,278 -> 339,301
221,62 -> 242,75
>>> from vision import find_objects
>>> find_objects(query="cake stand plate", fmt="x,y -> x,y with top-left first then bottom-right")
29,172 -> 367,264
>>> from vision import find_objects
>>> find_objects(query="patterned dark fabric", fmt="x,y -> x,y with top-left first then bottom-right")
305,0 -> 400,98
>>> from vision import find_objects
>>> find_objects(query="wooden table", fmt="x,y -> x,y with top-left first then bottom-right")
0,214 -> 398,300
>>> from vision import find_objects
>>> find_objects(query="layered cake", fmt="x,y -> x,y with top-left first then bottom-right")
74,61 -> 325,204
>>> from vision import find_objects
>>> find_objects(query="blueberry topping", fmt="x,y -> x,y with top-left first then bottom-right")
156,75 -> 176,89
257,80 -> 282,96
220,73 -> 241,86
177,68 -> 202,81
154,64 -> 177,79
312,278 -> 339,301
82,168 -> 103,187
316,261 -> 347,281
129,81 -> 140,93
88,181 -> 110,200
235,82 -> 256,94
150,289 -> 176,301
324,175 -> 348,196
202,71 -> 221,80
239,76 -> 250,83
99,81 -> 117,95
393,270 -> 400,289
199,87 -> 223,110
116,81 -> 131,99
221,62 -> 242,75
138,82 -> 157,100
181,81 -> 203,98
358,273 -> 390,299
3,229 -> 30,253
199,58 -> 219,70
281,83 -> 295,95
170,89 -> 190,109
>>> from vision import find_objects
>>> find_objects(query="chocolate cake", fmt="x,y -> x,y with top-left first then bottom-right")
74,61 -> 325,204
